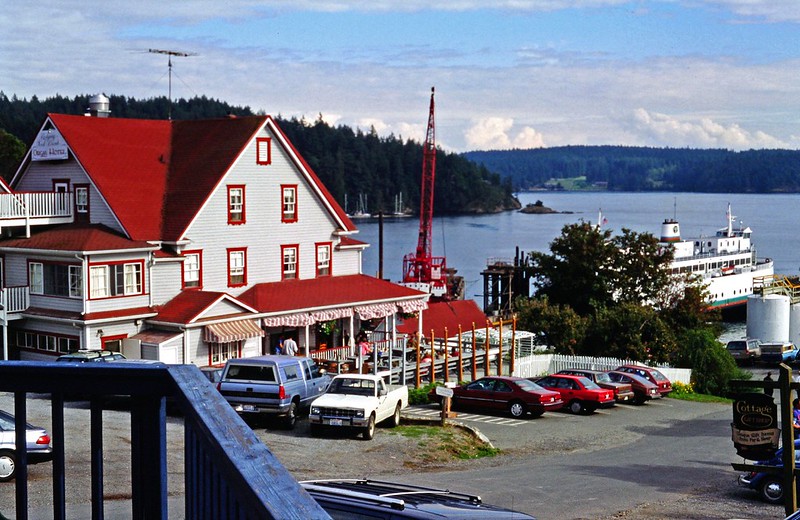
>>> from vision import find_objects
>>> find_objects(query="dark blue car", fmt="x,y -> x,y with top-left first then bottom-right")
738,439 -> 800,504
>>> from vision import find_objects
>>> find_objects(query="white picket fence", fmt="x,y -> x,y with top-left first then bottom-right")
512,352 -> 692,385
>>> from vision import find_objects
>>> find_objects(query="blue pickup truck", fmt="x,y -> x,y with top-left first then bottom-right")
758,342 -> 798,364
218,355 -> 331,428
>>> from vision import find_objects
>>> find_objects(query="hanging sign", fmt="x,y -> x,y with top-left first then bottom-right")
31,127 -> 68,161
731,392 -> 779,460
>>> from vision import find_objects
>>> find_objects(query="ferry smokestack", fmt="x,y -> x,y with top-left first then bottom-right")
660,219 -> 681,242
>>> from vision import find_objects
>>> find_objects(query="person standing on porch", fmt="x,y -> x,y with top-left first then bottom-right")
284,335 -> 298,356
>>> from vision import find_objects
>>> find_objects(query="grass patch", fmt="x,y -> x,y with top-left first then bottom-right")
666,381 -> 731,403
390,423 -> 500,465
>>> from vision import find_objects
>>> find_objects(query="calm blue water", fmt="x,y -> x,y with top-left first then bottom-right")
356,192 -> 800,305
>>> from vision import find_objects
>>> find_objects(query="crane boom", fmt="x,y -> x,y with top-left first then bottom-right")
402,87 -> 452,299
416,87 -> 437,260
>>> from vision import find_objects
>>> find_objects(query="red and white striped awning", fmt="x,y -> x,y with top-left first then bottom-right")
204,319 -> 264,343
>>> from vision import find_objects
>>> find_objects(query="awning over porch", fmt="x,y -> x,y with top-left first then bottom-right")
203,319 -> 264,343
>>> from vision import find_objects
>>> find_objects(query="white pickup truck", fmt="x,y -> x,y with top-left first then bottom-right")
308,373 -> 408,440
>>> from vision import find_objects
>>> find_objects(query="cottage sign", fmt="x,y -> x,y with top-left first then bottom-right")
731,392 -> 779,460
31,128 -> 68,161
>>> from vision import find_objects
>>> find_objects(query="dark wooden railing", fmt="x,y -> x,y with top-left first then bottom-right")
0,361 -> 330,520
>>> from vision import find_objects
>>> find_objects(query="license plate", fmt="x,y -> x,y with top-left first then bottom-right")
242,405 -> 256,412
329,419 -> 343,426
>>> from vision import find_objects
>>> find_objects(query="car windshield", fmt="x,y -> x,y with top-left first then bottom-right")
650,370 -> 668,382
327,378 -> 375,396
516,379 -> 545,392
595,373 -> 613,383
578,377 -> 601,389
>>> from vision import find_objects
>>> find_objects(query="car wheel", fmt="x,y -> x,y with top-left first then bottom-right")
760,476 -> 784,504
362,414 -> 376,440
569,400 -> 584,414
388,403 -> 401,427
508,400 -> 527,418
0,451 -> 16,482
284,401 -> 298,430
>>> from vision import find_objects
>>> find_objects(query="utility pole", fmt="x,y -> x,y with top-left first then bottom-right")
147,48 -> 197,120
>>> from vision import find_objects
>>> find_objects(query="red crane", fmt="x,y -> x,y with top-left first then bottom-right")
402,87 -> 451,299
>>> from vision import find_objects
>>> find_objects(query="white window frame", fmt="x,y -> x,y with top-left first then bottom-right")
282,186 -> 297,222
316,244 -> 331,276
229,250 -> 246,286
29,262 -> 43,294
184,253 -> 200,288
282,247 -> 297,280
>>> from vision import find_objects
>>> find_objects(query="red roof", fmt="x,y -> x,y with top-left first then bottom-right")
39,114 -> 356,241
154,290 -> 257,325
0,223 -> 156,252
238,274 -> 426,314
396,300 -> 488,338
337,236 -> 368,249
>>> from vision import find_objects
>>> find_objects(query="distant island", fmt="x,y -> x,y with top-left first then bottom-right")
520,200 -> 573,214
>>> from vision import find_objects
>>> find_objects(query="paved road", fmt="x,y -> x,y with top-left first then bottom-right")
398,398 -> 781,519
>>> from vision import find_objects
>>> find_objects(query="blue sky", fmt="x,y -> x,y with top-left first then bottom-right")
3,1 -> 800,151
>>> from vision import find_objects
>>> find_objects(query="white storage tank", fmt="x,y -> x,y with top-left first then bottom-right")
789,303 -> 800,346
747,294 -> 790,343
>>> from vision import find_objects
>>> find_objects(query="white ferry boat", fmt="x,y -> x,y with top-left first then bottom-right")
659,204 -> 774,310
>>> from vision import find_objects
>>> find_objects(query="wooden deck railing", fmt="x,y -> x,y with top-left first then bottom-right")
0,192 -> 72,220
1,286 -> 30,314
0,361 -> 329,520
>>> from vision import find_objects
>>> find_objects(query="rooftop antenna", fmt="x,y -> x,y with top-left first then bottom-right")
147,48 -> 197,120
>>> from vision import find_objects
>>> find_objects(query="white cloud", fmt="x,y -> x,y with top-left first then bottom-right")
465,118 -> 545,150
630,108 -> 791,150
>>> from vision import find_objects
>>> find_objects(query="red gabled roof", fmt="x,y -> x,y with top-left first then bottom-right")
337,236 -> 368,249
238,274 -> 426,314
153,290 -> 257,325
396,300 -> 488,338
0,223 -> 156,252
41,114 -> 356,242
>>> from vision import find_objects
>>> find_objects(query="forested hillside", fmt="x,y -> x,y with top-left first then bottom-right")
0,93 -> 517,215
464,146 -> 800,193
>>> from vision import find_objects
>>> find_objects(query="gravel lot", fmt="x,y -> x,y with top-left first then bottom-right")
0,392 -> 788,519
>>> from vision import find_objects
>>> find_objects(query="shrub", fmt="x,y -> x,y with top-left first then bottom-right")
408,382 -> 439,405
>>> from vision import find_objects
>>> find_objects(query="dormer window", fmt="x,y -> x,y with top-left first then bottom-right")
228,186 -> 245,225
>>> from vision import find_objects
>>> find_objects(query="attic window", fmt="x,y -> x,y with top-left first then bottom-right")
256,137 -> 271,165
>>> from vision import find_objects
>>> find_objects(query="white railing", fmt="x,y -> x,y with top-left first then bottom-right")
0,285 -> 30,314
0,192 -> 72,219
513,352 -> 692,384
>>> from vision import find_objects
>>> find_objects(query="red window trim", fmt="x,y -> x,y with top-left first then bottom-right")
281,244 -> 299,281
87,259 -> 146,301
181,249 -> 203,290
101,334 -> 128,350
227,185 -> 246,225
227,247 -> 248,288
281,184 -> 298,223
52,178 -> 70,191
256,137 -> 272,165
74,183 -> 90,220
315,242 -> 332,277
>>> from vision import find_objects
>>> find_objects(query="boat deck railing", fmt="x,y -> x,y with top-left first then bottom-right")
754,275 -> 800,303
0,361 -> 329,520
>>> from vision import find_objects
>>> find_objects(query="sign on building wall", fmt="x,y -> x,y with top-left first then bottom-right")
31,127 -> 68,161
731,392 -> 779,460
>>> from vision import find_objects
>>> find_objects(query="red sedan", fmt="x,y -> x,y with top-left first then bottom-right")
533,374 -> 616,414
615,364 -> 672,396
448,376 -> 563,418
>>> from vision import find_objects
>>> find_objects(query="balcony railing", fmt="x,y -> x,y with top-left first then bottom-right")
0,286 -> 30,315
0,192 -> 72,220
0,361 -> 329,520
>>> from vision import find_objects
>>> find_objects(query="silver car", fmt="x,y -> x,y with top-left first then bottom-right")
0,409 -> 53,481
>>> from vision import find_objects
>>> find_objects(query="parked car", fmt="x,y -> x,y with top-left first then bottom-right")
0,409 -> 53,482
760,342 -> 799,365
738,439 -> 800,504
533,374 -> 616,414
56,349 -> 126,362
300,478 -> 537,519
556,369 -> 635,403
217,355 -> 331,428
606,371 -> 661,405
726,339 -> 762,365
615,364 -> 672,396
199,365 -> 224,384
444,376 -> 563,418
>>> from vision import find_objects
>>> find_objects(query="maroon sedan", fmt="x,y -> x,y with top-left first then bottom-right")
448,376 -> 563,418
615,364 -> 672,396
534,374 -> 616,414
606,370 -> 661,405
556,369 -> 635,403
